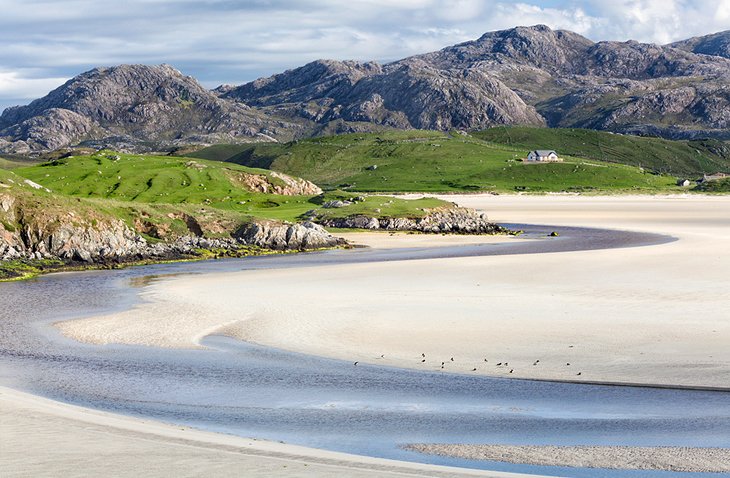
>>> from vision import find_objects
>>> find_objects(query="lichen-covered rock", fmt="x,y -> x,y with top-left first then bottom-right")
234,220 -> 344,250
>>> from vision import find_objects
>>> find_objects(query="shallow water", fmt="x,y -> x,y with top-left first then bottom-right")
1,224 -> 728,478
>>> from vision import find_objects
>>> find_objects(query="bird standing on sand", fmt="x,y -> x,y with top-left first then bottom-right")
472,368 -> 477,371
577,372 -> 582,376
509,369 -> 514,374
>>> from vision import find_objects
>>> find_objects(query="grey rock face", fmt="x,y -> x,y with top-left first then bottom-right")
224,56 -> 545,131
671,31 -> 730,59
234,220 -> 345,250
317,207 -> 506,234
0,207 -> 146,263
0,189 -> 343,263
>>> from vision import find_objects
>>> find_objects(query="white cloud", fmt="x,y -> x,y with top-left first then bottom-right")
583,0 -> 730,43
0,71 -> 68,100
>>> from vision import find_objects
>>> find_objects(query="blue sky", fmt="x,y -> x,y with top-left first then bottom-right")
1,0 -> 730,113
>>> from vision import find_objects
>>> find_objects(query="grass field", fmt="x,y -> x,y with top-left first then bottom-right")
189,130 -> 680,193
10,152 -> 450,225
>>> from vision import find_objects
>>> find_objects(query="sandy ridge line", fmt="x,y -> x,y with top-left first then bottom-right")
0,386 -> 541,478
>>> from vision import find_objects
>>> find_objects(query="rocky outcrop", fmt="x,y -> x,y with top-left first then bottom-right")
316,207 -> 508,234
234,220 -> 345,250
1,192 -> 147,262
223,168 -> 322,196
1,191 -> 343,264
269,171 -> 323,196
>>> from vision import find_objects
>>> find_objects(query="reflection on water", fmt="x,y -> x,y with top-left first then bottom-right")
1,224 -> 726,478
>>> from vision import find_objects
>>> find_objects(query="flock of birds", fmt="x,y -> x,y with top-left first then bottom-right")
355,350 -> 583,377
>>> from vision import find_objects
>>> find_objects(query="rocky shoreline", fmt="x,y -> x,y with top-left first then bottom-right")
1,208 -> 346,280
2,188 -> 509,280
316,207 -> 510,234
2,221 -> 343,259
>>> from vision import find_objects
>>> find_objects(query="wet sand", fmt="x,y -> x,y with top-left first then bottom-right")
404,444 -> 730,473
57,195 -> 730,389
0,386 -> 535,478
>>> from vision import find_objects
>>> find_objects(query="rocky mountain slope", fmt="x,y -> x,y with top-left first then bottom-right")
3,26 -> 730,154
0,65 -> 304,154
222,25 -> 730,140
671,30 -> 730,59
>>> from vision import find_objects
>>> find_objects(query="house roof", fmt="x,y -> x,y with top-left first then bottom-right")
532,150 -> 557,156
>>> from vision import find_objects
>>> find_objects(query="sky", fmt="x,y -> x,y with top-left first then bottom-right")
1,0 -> 730,113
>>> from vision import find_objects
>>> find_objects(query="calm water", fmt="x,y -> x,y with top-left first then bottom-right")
1,225 -> 728,478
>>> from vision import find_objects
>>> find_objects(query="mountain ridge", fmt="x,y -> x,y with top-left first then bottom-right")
3,25 -> 730,154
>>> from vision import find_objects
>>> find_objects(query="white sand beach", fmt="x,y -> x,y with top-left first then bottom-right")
56,194 -> 730,389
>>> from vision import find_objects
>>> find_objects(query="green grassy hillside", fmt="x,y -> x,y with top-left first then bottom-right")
473,127 -> 730,176
12,151 -> 448,224
189,130 -> 677,193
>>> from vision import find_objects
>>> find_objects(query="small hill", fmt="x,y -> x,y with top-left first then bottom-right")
187,130 -> 677,193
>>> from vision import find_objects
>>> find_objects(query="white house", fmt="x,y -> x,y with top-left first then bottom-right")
526,150 -> 562,162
